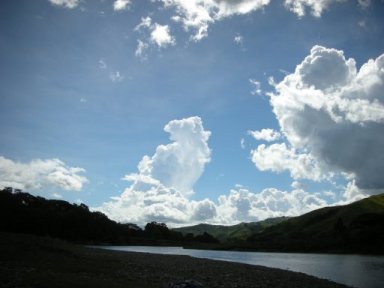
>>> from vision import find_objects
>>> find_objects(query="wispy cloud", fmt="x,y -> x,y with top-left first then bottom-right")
110,71 -> 124,82
234,33 -> 243,45
135,40 -> 149,59
248,129 -> 281,142
48,0 -> 80,9
98,59 -> 107,69
283,0 -> 369,17
249,78 -> 262,95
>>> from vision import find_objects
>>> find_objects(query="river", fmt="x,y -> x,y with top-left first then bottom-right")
97,246 -> 384,288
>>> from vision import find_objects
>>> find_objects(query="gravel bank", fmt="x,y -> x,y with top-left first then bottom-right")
0,233 -> 350,288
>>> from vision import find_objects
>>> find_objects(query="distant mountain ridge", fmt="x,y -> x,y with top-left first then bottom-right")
173,217 -> 289,242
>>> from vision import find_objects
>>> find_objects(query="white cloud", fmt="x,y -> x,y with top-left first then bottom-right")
0,156 -> 87,192
110,71 -> 124,82
135,40 -> 150,58
284,0 -> 372,17
160,0 -> 270,41
98,59 -> 107,69
134,17 -> 175,57
251,143 -> 328,181
248,128 -> 281,142
95,116 -> 349,226
150,24 -> 176,47
234,33 -> 243,45
135,17 -> 152,32
283,0 -> 344,17
191,198 -> 217,221
158,0 -> 369,41
262,45 -> 384,192
52,193 -> 63,199
136,116 -> 211,194
48,0 -> 79,9
113,0 -> 131,11
358,0 -> 371,8
216,186 -> 328,224
240,138 -> 246,149
96,116 -> 212,226
249,78 -> 262,95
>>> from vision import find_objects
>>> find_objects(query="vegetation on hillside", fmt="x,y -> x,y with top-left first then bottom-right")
1,187 -> 383,254
174,195 -> 384,254
0,188 -> 218,245
245,194 -> 384,254
173,217 -> 288,242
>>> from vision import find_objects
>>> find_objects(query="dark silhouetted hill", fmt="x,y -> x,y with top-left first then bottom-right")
0,188 -> 218,245
245,194 -> 384,254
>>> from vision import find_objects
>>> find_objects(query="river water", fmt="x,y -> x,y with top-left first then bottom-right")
98,246 -> 384,288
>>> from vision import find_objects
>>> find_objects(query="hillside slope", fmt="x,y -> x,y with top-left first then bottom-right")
174,217 -> 288,242
246,194 -> 384,254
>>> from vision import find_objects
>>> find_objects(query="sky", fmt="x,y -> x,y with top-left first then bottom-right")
1,0 -> 384,227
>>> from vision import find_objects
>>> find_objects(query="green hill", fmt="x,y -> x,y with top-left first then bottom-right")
173,217 -> 288,242
246,194 -> 384,254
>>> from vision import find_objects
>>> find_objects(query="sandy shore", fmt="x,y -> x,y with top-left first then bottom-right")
0,232 -> 350,288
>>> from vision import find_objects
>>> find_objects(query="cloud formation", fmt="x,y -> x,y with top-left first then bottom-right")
97,116 -> 213,225
134,17 -> 176,57
253,45 -> 384,193
48,0 -> 79,9
0,156 -> 88,192
150,24 -> 176,47
110,71 -> 124,82
156,1 -> 371,41
249,128 -> 281,142
216,186 -> 327,223
97,116 -> 339,226
132,116 -> 211,194
160,0 -> 270,41
283,0 -> 370,17
251,143 -> 327,181
113,0 -> 131,11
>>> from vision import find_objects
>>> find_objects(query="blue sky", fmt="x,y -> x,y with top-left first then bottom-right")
1,0 -> 384,226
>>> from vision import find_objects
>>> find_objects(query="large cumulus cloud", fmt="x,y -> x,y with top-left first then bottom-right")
252,46 -> 384,194
135,116 -> 211,195
96,116 -> 216,225
97,116 -> 338,226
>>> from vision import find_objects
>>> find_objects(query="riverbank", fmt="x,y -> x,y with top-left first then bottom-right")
0,232 -> 350,288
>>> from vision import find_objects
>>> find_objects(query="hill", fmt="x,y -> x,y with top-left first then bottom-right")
245,194 -> 384,254
0,188 -> 218,245
173,217 -> 288,242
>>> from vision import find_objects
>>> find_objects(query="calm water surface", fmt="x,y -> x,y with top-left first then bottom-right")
99,246 -> 384,288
